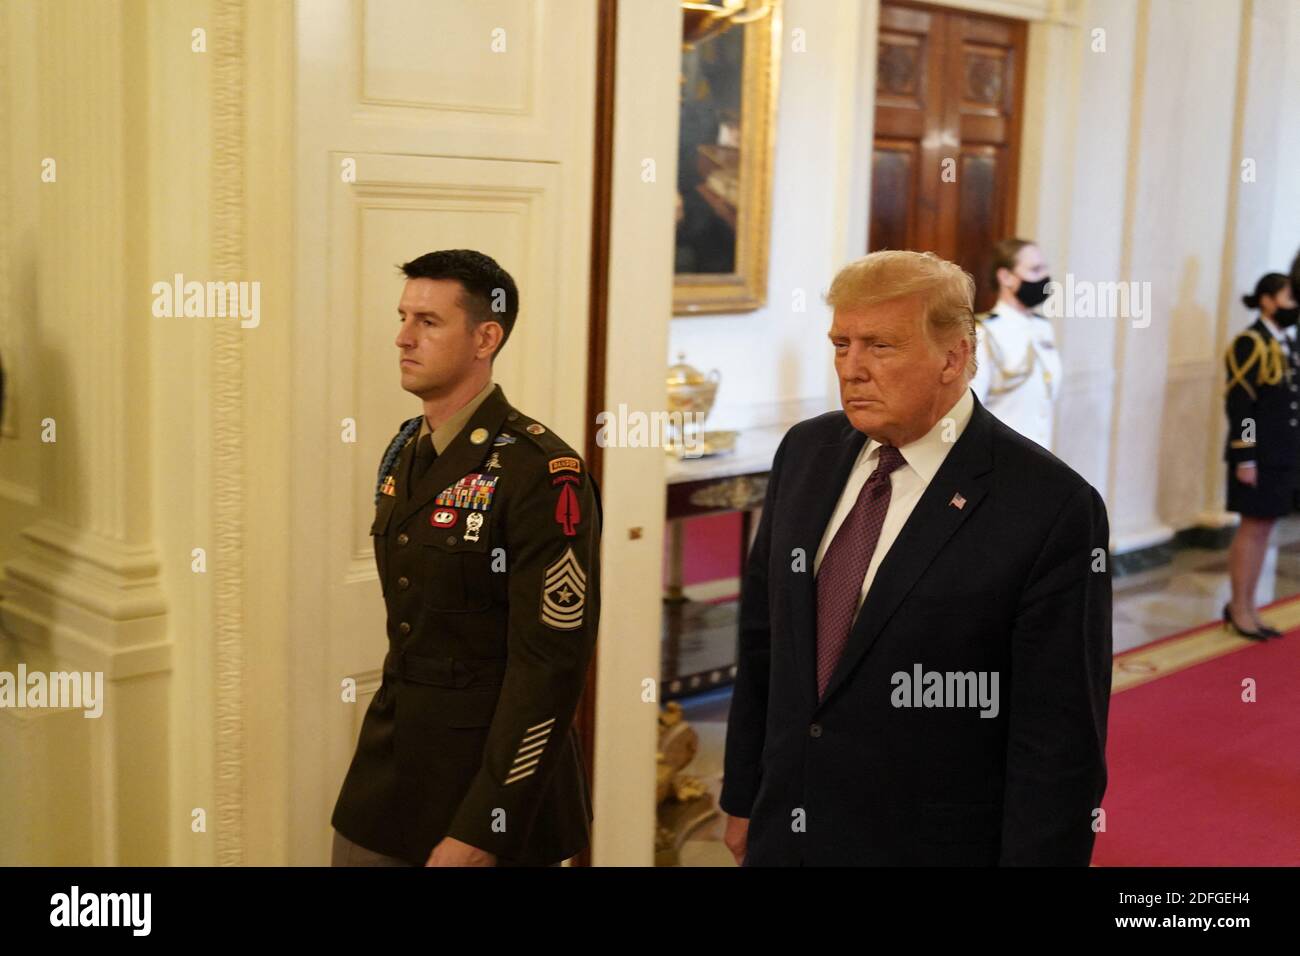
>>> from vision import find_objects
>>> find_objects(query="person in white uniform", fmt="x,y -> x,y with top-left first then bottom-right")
970,238 -> 1062,450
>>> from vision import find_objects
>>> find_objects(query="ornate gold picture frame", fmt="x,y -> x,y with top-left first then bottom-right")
673,0 -> 782,315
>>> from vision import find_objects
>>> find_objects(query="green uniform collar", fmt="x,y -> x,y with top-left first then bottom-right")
420,379 -> 496,455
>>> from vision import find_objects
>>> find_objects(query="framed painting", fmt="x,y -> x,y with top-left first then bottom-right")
674,0 -> 782,315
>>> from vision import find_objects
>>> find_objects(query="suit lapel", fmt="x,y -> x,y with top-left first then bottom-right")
788,419 -> 867,707
815,396 -> 996,710
391,385 -> 512,528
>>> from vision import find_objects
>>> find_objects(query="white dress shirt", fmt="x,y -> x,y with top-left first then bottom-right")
970,300 -> 1061,450
814,387 -> 976,609
1260,314 -> 1289,352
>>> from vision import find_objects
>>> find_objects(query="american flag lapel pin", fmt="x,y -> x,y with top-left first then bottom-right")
950,492 -> 967,510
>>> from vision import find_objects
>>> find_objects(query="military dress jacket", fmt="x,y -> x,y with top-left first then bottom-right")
331,384 -> 601,865
970,304 -> 1062,451
1223,318 -> 1300,468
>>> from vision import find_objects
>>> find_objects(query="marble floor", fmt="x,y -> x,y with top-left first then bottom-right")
1112,517 -> 1300,653
667,516 -> 1300,866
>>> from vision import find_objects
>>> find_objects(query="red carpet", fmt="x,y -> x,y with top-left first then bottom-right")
1093,622 -> 1300,866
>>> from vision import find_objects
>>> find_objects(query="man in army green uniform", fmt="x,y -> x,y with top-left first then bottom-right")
331,249 -> 601,867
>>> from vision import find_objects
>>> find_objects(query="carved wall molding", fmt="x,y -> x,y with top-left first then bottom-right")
211,0 -> 248,868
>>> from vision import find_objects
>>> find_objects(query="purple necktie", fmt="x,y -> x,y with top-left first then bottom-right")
815,444 -> 906,699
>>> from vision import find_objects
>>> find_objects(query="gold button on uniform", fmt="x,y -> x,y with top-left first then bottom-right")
398,577 -> 409,589
398,622 -> 411,635
470,427 -> 489,445
397,533 -> 409,546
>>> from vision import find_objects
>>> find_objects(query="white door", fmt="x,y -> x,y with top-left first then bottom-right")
291,0 -> 597,863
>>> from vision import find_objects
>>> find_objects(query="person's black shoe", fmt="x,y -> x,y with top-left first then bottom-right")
1223,603 -> 1269,641
1256,622 -> 1283,638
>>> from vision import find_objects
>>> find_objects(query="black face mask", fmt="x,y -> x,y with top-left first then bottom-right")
1273,305 -> 1300,329
1014,275 -> 1052,309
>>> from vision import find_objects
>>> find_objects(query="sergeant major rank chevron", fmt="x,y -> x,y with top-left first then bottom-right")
540,546 -> 586,630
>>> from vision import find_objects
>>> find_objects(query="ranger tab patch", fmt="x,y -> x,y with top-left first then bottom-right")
548,456 -> 581,478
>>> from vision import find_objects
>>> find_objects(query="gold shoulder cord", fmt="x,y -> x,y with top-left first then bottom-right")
977,315 -> 1036,396
1224,329 -> 1284,401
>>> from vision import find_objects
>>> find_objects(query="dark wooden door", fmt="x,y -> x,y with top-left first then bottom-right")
870,1 -> 1026,312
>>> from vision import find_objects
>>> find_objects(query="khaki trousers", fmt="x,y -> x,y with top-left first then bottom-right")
330,829 -> 564,867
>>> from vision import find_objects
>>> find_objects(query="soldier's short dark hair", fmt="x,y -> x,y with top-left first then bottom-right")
400,249 -> 520,359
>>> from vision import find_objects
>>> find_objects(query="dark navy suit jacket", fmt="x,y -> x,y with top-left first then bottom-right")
721,391 -> 1112,865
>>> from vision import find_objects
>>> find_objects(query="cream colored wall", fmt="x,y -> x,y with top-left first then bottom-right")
1041,0 -> 1136,499
2,0 -> 173,865
669,0 -> 873,430
1236,0 -> 1300,343
588,0 -> 681,867
0,0 -> 297,866
145,0 -> 218,867
1112,1 -> 1243,547
1027,0 -> 1296,548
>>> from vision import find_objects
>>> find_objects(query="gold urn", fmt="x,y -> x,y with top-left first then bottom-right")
665,353 -> 727,456
666,352 -> 721,421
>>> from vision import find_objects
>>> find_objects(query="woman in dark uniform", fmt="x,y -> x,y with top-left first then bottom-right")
1224,272 -> 1299,639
